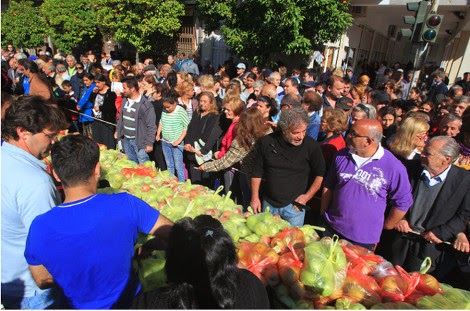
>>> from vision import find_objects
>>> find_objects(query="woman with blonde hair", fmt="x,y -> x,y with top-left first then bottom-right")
389,116 -> 430,172
184,91 -> 222,187
351,84 -> 367,105
176,71 -> 193,85
175,80 -> 198,121
385,80 -> 400,101
358,75 -> 370,87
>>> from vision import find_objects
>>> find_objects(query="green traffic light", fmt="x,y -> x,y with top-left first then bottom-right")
422,29 -> 437,41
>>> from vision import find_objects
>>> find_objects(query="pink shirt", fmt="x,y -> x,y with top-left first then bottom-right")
218,119 -> 239,159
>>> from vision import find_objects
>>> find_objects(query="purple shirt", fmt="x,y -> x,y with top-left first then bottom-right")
324,147 -> 413,244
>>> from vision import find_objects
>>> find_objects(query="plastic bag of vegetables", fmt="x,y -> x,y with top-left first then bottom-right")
300,236 -> 347,297
133,250 -> 167,292
394,261 -> 443,304
245,207 -> 291,237
237,242 -> 280,286
271,227 -> 306,254
416,284 -> 470,309
370,260 -> 398,279
299,224 -> 323,244
378,266 -> 420,302
342,244 -> 384,275
412,257 -> 444,296
370,302 -> 417,309
335,297 -> 367,310
341,269 -> 382,308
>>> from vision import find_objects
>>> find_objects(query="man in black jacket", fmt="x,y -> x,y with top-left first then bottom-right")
387,136 -> 470,280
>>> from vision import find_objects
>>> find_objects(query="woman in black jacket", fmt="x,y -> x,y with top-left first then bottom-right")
183,91 -> 222,187
91,74 -> 117,149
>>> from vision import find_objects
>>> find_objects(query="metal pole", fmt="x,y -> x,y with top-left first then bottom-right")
406,0 -> 440,97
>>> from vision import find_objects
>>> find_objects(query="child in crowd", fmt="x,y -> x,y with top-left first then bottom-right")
156,95 -> 189,182
61,80 -> 79,133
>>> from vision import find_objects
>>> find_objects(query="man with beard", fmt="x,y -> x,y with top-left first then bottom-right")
320,119 -> 413,250
1,96 -> 68,309
251,107 -> 326,226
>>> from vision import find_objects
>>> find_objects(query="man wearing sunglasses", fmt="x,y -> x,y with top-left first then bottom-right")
320,119 -> 413,251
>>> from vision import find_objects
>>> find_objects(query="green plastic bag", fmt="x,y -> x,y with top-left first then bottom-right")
335,298 -> 367,310
133,250 -> 167,292
371,302 -> 417,309
416,284 -> 470,309
300,236 -> 347,297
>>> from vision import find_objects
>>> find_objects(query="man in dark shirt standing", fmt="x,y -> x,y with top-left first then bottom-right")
251,107 -> 326,226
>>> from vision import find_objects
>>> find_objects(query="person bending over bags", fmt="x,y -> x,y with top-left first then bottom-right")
24,135 -> 173,309
132,215 -> 270,309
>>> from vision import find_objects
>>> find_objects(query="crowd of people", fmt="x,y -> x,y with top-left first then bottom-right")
1,44 -> 470,308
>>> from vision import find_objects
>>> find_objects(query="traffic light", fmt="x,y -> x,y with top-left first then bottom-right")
420,14 -> 444,43
401,1 -> 429,42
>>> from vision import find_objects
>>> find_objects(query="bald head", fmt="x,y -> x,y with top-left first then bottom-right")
261,84 -> 277,99
355,119 -> 383,143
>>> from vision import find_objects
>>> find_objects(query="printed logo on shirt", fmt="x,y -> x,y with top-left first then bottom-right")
339,167 -> 387,200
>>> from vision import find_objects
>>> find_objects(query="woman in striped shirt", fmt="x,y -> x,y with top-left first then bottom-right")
156,94 -> 189,181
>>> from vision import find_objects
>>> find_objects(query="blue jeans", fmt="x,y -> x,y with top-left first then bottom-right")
162,141 -> 185,181
122,138 -> 149,164
262,200 -> 305,227
1,288 -> 60,309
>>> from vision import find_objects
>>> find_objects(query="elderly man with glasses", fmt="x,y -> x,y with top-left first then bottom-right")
320,119 -> 413,251
381,136 -> 470,284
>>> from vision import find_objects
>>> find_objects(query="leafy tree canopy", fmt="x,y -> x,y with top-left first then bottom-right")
41,0 -> 99,53
1,0 -> 49,49
196,0 -> 353,64
95,0 -> 186,54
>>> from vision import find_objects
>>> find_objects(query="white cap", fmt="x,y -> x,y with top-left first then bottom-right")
237,63 -> 246,70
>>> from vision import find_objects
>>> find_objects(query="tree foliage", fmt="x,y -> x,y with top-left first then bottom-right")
1,0 -> 49,49
41,0 -> 99,53
2,0 -> 186,60
95,0 -> 185,54
196,0 -> 353,64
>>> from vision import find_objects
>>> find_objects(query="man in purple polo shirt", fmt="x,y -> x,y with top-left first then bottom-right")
320,119 -> 413,250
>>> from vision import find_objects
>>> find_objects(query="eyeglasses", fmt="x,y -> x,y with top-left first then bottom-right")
356,103 -> 370,116
348,130 -> 370,140
42,132 -> 59,141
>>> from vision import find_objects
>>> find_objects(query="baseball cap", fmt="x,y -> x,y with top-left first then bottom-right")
236,63 -> 246,70
346,66 -> 353,72
302,81 -> 316,89
336,97 -> 354,110
262,69 -> 272,78
372,91 -> 391,104
143,64 -> 156,72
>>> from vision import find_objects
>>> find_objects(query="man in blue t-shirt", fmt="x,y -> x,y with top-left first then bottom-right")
24,135 -> 173,309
